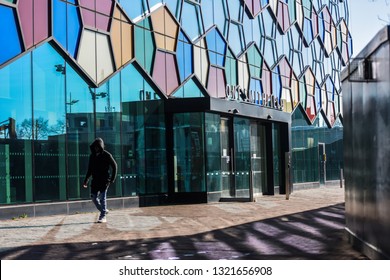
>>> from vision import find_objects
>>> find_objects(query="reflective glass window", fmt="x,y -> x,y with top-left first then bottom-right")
228,22 -> 245,55
181,1 -> 204,41
143,100 -> 167,194
172,77 -> 206,98
32,44 -> 66,202
292,108 -> 343,183
228,0 -> 244,22
95,75 -> 122,197
163,0 -> 182,19
121,63 -> 166,196
173,113 -> 205,193
65,62 -> 95,200
0,53 -> 33,204
205,113 -> 221,192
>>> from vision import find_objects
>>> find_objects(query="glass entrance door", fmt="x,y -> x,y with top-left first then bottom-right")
250,122 -> 267,195
220,117 -> 233,197
220,117 -> 251,199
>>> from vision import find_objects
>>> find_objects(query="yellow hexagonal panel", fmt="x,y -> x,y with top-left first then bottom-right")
150,6 -> 179,52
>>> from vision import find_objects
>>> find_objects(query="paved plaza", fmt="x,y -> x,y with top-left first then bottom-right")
0,184 -> 368,260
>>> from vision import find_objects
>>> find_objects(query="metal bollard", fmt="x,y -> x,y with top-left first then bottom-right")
340,168 -> 344,188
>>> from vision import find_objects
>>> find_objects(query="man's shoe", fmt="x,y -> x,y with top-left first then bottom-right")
97,216 -> 107,223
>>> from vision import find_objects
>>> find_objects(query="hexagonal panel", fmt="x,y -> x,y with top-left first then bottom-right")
337,19 -> 351,66
77,30 -> 114,84
194,38 -> 209,86
302,6 -> 319,46
176,30 -> 193,82
318,6 -> 336,56
79,0 -> 114,32
52,0 -> 82,59
205,27 -> 227,67
207,66 -> 227,98
244,0 -> 261,18
151,5 -> 179,52
246,43 -> 263,79
152,50 -> 180,95
301,67 -> 320,122
18,0 -> 49,49
111,5 -> 134,69
0,4 -> 22,65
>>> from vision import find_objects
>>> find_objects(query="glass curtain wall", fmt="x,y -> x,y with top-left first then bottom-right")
0,53 -> 33,204
234,117 -> 251,197
66,62 -> 95,200
144,100 -> 167,194
95,75 -> 122,197
0,45 -> 168,204
32,44 -> 66,202
291,106 -> 343,184
292,107 -> 319,183
205,113 -> 221,192
173,113 -> 205,193
121,64 -> 167,196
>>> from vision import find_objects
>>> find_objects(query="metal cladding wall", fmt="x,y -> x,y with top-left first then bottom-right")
342,26 -> 390,260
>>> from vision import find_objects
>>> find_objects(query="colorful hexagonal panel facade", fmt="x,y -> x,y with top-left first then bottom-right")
0,0 -> 352,126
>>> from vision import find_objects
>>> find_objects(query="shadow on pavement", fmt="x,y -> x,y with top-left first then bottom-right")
0,203 -> 368,260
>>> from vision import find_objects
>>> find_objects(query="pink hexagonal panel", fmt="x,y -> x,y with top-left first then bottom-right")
245,0 -> 261,18
79,0 -> 113,32
18,0 -> 49,49
207,66 -> 226,98
153,50 -> 180,96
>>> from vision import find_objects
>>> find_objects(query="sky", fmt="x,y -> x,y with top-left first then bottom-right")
348,0 -> 390,55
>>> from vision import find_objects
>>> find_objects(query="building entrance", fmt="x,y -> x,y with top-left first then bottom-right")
220,117 -> 267,201
167,109 -> 290,205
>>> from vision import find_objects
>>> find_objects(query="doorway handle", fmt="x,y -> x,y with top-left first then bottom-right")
231,148 -> 234,175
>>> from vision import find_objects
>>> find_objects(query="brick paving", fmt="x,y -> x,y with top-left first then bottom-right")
0,184 -> 368,260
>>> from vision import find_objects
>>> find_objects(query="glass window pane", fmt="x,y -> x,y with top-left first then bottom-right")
181,2 -> 203,41
205,113 -> 221,192
32,43 -> 66,202
144,101 -> 167,194
96,74 -> 122,197
234,117 -> 251,197
65,62 -> 95,200
0,53 -> 33,204
173,113 -> 205,193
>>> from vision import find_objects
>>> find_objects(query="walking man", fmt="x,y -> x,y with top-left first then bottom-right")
83,138 -> 117,223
